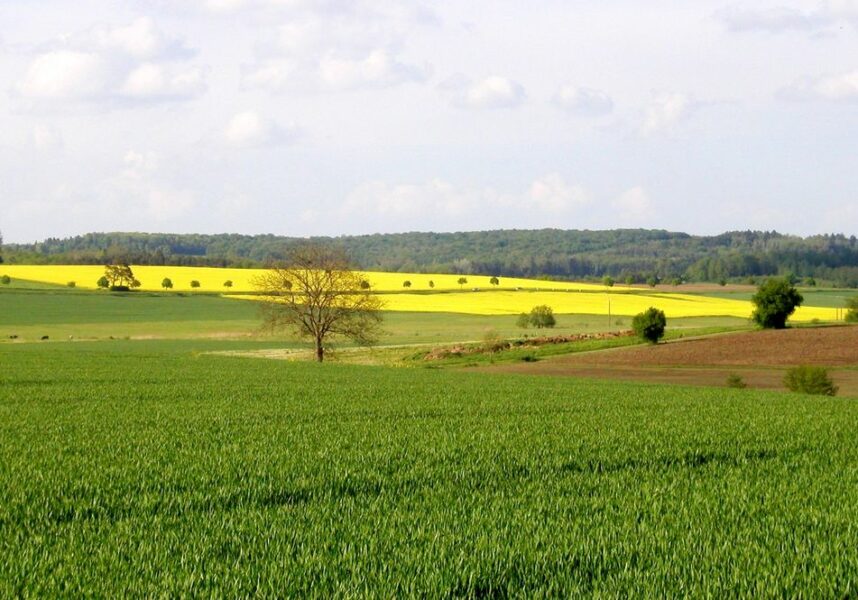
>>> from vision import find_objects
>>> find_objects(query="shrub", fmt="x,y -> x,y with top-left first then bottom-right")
66,281 -> 76,288
632,307 -> 667,344
846,296 -> 858,323
646,276 -> 658,288
428,280 -> 435,289
97,276 -> 109,289
403,280 -> 412,288
602,276 -> 615,288
516,312 -> 530,329
726,374 -> 747,389
162,278 -> 173,290
784,366 -> 837,396
751,278 -> 803,329
489,276 -> 499,286
1,275 -> 11,285
529,305 -> 556,329
359,280 -> 371,290
190,280 -> 201,289
224,280 -> 233,288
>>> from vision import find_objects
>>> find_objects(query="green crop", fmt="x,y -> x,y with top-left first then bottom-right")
1,342 -> 857,596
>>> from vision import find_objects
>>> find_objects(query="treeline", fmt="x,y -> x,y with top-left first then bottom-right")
3,229 -> 858,286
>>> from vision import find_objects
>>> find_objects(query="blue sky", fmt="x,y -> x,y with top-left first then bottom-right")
1,0 -> 857,243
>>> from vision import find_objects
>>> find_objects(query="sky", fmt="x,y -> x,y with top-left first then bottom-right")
1,0 -> 857,243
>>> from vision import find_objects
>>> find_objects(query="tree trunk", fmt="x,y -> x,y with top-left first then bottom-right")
315,336 -> 324,362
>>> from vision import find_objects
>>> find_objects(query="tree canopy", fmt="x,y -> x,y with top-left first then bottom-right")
253,244 -> 384,362
751,278 -> 803,329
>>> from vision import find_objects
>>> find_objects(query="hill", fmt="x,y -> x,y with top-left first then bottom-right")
3,229 -> 858,285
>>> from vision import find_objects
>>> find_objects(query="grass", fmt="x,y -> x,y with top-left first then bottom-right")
0,286 -> 750,345
1,342 -> 858,596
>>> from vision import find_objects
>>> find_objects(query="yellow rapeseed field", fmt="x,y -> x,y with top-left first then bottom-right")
0,265 -> 612,293
0,264 -> 838,321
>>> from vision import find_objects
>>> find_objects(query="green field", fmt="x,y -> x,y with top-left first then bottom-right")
0,286 -> 749,345
2,341 -> 857,596
2,285 -> 856,595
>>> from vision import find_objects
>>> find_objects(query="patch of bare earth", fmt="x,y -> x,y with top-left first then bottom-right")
490,326 -> 858,396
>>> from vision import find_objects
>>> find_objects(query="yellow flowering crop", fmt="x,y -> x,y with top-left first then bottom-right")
0,264 -> 839,322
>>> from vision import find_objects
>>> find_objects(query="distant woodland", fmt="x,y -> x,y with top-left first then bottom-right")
3,229 -> 858,286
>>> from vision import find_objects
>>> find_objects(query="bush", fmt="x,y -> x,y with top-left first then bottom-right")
529,305 -> 556,329
846,296 -> 858,323
784,366 -> 838,396
66,281 -> 76,288
162,278 -> 173,290
403,280 -> 412,288
516,312 -> 530,329
632,307 -> 666,344
97,276 -> 109,289
751,278 -> 803,329
224,280 -> 233,288
190,280 -> 201,289
726,374 -> 747,389
0,275 -> 10,285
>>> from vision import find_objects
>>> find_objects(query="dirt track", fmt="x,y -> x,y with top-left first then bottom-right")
490,326 -> 858,396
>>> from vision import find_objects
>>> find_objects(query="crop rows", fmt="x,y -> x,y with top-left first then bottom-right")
1,342 -> 857,596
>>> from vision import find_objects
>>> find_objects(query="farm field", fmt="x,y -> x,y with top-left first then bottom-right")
0,286 -> 748,344
0,264 -> 847,321
492,326 -> 858,396
2,342 -> 858,596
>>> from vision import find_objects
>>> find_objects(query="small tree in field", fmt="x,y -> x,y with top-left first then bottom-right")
784,366 -> 838,396
402,280 -> 412,288
602,275 -> 615,288
489,276 -> 500,286
97,276 -> 109,289
360,279 -> 371,290
253,244 -> 384,362
647,276 -> 658,288
632,307 -> 666,344
162,278 -> 173,290
0,275 -> 10,285
224,280 -> 233,289
457,277 -> 468,289
529,305 -> 556,329
751,278 -> 803,329
428,280 -> 435,289
190,280 -> 201,289
104,264 -> 136,290
516,312 -> 530,329
845,296 -> 858,323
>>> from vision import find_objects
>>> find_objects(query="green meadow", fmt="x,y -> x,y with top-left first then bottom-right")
1,284 -> 856,596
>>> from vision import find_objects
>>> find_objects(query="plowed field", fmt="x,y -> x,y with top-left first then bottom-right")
492,326 -> 858,396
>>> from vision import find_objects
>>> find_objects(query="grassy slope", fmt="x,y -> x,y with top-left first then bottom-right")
1,342 -> 857,596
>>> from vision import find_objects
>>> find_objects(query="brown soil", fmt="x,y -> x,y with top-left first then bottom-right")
489,326 -> 858,396
568,326 -> 858,368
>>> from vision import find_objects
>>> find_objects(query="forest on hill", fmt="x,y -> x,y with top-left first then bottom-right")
3,229 -> 858,286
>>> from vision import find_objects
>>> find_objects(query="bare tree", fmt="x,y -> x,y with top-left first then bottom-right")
253,244 -> 384,362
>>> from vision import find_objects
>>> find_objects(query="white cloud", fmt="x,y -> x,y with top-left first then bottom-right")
343,175 -> 590,227
13,18 -> 205,108
121,63 -> 206,100
444,75 -> 526,109
225,111 -> 294,147
317,49 -> 428,90
241,7 -> 432,92
554,85 -> 613,116
527,174 -> 591,212
612,186 -> 651,221
716,6 -> 831,33
641,93 -> 692,135
785,69 -> 858,100
16,50 -> 109,100
94,17 -> 192,60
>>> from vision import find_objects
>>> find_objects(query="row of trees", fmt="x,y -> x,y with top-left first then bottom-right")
7,229 -> 858,284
